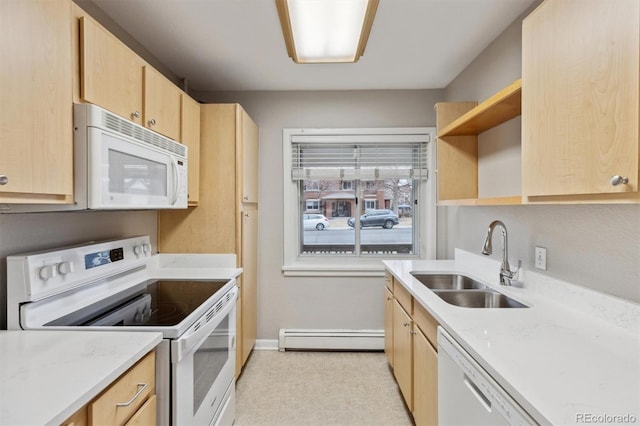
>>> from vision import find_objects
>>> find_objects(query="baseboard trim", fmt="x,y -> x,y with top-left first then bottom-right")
254,339 -> 279,351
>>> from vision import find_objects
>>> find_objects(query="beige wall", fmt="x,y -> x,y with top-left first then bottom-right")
193,89 -> 443,340
440,4 -> 640,303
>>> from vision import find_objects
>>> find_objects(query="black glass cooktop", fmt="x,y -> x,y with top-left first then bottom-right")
142,280 -> 228,326
45,279 -> 230,328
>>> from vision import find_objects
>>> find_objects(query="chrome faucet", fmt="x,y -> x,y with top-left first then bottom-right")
481,220 -> 520,286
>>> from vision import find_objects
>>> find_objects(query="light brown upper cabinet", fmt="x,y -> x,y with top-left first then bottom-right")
80,16 -> 144,126
180,94 -> 201,206
143,66 -> 181,141
522,0 -> 640,202
80,17 -> 181,141
0,0 -> 74,204
240,109 -> 259,204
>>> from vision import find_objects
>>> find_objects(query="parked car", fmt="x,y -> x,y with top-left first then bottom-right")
303,214 -> 330,230
347,209 -> 399,229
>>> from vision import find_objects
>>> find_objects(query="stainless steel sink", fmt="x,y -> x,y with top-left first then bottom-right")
411,273 -> 486,290
434,290 -> 528,309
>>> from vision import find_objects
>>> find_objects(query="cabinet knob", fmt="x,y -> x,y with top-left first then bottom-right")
609,175 -> 629,186
0,175 -> 7,185
148,118 -> 157,126
410,330 -> 417,335
386,297 -> 392,301
131,111 -> 141,119
243,196 -> 249,201
403,322 -> 410,327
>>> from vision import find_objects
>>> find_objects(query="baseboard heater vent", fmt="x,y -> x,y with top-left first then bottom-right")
278,329 -> 384,351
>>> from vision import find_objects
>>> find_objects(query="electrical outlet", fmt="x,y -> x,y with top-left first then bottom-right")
535,246 -> 547,271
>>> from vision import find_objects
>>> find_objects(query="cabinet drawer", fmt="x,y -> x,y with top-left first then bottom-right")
384,271 -> 393,292
414,302 -> 439,350
89,351 -> 155,425
394,283 -> 412,314
124,394 -> 156,426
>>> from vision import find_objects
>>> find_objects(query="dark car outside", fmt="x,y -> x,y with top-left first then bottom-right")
347,209 -> 400,229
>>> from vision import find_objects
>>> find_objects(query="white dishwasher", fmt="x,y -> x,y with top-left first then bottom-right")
438,327 -> 536,426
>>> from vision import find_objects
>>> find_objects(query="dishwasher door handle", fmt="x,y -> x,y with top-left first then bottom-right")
463,374 -> 492,413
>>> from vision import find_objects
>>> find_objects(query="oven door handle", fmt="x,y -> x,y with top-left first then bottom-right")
174,286 -> 238,362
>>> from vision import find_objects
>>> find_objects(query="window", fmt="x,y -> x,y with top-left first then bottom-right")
364,199 -> 377,210
283,127 -> 436,275
305,199 -> 320,211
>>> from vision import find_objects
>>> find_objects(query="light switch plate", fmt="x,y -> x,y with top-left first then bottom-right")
535,246 -> 547,271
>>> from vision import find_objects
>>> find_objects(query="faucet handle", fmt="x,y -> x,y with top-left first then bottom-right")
500,259 -> 521,286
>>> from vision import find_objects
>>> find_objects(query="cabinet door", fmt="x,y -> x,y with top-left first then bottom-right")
80,16 -> 143,125
413,326 -> 438,426
143,66 -> 181,141
0,0 -> 73,203
239,108 -> 259,203
522,0 -> 639,197
61,406 -> 88,426
241,209 -> 258,366
384,286 -> 394,367
392,300 -> 413,411
181,94 -> 201,206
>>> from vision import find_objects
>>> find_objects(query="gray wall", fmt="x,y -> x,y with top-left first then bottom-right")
439,7 -> 640,303
0,211 -> 158,329
193,89 -> 443,340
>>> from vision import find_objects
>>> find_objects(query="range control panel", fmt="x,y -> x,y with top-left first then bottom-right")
7,236 -> 152,302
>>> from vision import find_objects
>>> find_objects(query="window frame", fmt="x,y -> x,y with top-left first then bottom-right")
282,127 -> 437,276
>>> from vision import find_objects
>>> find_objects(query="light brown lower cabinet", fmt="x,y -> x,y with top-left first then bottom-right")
385,273 -> 439,426
61,350 -> 156,426
413,326 -> 438,426
392,299 -> 413,411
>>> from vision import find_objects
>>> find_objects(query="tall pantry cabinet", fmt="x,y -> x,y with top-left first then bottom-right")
158,104 -> 259,376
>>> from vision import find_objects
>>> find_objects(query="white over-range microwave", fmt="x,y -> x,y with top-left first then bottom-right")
2,103 -> 188,213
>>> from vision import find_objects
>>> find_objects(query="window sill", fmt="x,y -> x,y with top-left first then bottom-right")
282,258 -> 395,277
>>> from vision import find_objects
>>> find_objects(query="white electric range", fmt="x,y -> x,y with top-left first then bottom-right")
7,236 -> 242,426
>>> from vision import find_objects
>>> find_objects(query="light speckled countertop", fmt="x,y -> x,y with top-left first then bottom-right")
384,250 -> 640,426
0,330 -> 162,426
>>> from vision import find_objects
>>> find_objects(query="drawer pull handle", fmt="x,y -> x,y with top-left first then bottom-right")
116,383 -> 147,407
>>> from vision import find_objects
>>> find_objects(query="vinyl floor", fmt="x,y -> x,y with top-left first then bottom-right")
235,350 -> 413,426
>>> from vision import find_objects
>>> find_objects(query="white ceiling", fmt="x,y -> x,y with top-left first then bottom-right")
89,0 -> 536,92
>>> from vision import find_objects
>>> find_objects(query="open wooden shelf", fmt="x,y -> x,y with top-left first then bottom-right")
438,79 -> 522,137
437,196 -> 522,206
435,79 -> 523,207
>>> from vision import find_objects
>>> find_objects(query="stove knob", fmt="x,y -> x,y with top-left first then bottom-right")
57,261 -> 74,275
133,245 -> 143,255
143,243 -> 152,254
39,265 -> 57,280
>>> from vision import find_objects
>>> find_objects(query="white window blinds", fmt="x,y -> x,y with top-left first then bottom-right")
291,134 -> 430,181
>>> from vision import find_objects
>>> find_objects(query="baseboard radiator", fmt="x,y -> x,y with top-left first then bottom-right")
278,329 -> 384,351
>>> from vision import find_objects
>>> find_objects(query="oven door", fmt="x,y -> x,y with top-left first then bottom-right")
171,286 -> 237,426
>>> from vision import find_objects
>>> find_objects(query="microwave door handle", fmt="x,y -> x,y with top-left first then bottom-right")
170,156 -> 179,205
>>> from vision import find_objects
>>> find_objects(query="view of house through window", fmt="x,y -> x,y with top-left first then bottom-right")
286,129 -> 432,260
301,178 -> 415,255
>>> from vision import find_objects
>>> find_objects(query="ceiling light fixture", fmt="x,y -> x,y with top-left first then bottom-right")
275,0 -> 379,64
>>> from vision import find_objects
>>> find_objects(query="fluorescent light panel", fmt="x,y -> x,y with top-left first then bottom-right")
277,0 -> 378,63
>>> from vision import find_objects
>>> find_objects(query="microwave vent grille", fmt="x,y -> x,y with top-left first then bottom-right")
101,110 -> 187,158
